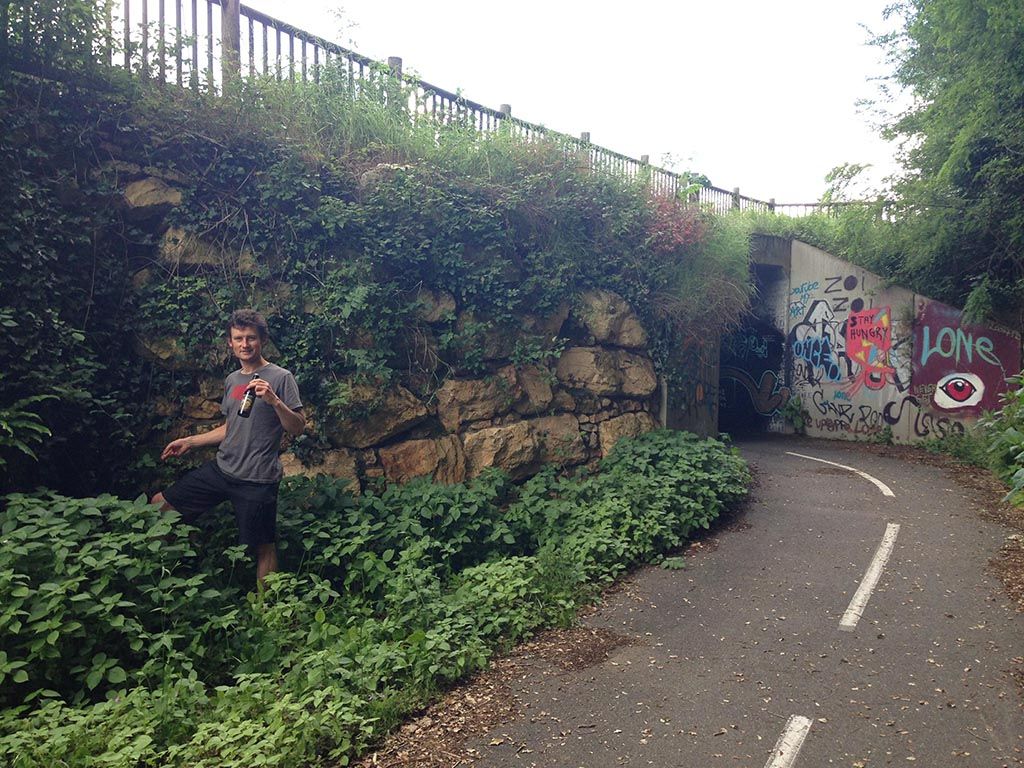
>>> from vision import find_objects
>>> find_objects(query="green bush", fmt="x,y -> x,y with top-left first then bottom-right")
0,430 -> 750,767
982,373 -> 1024,503
919,427 -> 991,467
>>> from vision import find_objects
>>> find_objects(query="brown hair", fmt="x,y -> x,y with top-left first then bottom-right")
226,309 -> 269,342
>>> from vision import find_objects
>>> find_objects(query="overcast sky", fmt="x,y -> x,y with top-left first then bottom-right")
241,0 -> 903,203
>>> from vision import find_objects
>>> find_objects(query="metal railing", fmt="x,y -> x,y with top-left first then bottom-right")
2,0 -> 872,216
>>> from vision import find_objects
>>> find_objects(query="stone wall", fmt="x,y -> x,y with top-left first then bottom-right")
278,287 -> 659,491
122,174 -> 659,491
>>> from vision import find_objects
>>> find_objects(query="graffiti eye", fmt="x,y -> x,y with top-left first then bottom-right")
934,373 -> 984,409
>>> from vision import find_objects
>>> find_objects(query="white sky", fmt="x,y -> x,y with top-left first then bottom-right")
242,0 -> 903,203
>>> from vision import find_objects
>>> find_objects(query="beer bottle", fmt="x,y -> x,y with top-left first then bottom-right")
238,373 -> 260,418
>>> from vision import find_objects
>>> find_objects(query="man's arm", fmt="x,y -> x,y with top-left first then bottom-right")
271,400 -> 305,436
249,377 -> 306,436
160,423 -> 227,460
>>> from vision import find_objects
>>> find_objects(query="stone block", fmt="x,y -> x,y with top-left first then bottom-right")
326,384 -> 428,449
555,346 -> 657,397
598,412 -> 658,457
575,289 -> 648,348
379,435 -> 466,485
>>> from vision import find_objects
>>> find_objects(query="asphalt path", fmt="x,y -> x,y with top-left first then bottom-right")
470,436 -> 1024,767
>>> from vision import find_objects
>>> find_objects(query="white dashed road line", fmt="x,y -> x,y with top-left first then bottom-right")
763,715 -> 813,768
839,522 -> 901,631
785,451 -> 895,497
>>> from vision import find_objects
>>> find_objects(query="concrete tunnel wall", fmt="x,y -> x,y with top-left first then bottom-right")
720,237 -> 1021,444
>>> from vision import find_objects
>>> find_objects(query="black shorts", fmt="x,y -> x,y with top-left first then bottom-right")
162,461 -> 279,547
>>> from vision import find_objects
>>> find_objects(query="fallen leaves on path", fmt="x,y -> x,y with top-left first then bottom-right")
352,627 -> 631,768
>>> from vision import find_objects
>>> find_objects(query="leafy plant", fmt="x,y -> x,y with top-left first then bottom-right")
782,395 -> 811,434
0,430 -> 750,767
0,395 -> 54,471
982,373 -> 1024,503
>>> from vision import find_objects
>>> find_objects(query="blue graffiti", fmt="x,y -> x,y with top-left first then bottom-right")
793,333 -> 842,383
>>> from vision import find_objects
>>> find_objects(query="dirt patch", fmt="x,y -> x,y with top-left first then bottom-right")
992,535 -> 1024,613
352,626 -> 632,768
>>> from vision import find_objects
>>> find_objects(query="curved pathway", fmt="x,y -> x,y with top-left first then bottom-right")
470,436 -> 1024,767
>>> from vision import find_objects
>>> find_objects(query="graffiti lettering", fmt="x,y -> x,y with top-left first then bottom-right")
812,390 -> 853,420
727,333 -> 770,360
882,395 -> 967,439
920,325 -> 1001,367
846,307 -> 895,394
793,333 -> 842,383
788,281 -> 820,320
813,417 -> 882,437
832,297 -> 849,313
824,276 -> 844,294
792,281 -> 819,298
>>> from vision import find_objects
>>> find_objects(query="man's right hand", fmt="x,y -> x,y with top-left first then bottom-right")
161,437 -> 192,461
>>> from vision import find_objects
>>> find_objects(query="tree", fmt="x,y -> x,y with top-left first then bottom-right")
872,0 -> 1024,325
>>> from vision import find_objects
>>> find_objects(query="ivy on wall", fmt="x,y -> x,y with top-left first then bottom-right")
0,67 -> 751,495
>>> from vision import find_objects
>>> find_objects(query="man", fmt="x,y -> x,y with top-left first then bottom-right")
151,309 -> 305,584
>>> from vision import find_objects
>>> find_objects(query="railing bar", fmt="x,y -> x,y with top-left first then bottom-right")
104,1 -> 113,66
141,0 -> 148,76
1,2 -> 10,74
275,25 -> 280,80
300,38 -> 306,81
261,21 -> 267,76
206,0 -> 213,92
239,4 -> 377,67
188,0 -> 196,88
158,0 -> 166,83
123,0 -> 130,69
247,15 -> 253,75
313,43 -> 319,83
174,0 -> 182,85
288,32 -> 293,81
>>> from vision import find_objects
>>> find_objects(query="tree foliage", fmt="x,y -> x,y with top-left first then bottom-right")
870,0 -> 1024,322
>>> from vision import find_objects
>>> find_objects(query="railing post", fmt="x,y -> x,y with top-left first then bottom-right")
221,0 -> 241,89
732,187 -> 741,210
385,55 -> 403,111
577,131 -> 592,173
769,197 -> 776,213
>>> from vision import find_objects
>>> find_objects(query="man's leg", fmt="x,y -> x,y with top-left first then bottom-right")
150,491 -> 174,510
255,543 -> 278,585
235,481 -> 280,587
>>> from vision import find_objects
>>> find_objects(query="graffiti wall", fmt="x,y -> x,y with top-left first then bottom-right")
725,239 -> 1021,444
908,298 -> 1019,424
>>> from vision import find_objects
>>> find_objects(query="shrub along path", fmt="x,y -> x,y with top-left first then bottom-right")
375,437 -> 1024,767
0,431 -> 750,767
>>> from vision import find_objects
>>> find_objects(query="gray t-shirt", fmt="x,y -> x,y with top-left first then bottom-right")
217,362 -> 302,483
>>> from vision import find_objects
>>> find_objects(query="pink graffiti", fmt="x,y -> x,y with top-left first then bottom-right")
846,306 -> 895,395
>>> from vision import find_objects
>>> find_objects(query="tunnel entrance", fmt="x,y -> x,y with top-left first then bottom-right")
718,317 -> 788,435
